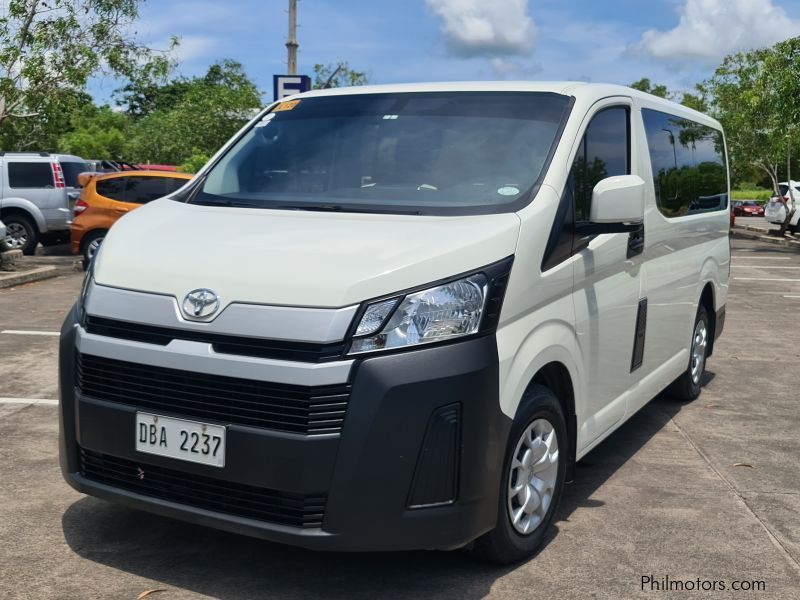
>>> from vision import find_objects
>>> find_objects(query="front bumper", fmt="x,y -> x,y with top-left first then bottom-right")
59,305 -> 511,551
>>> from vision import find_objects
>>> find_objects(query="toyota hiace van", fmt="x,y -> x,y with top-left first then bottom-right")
59,82 -> 729,564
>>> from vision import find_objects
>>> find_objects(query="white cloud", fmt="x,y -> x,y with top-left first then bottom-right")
172,35 -> 220,62
637,0 -> 800,63
425,0 -> 537,57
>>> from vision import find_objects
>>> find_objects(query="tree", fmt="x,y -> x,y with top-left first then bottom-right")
312,61 -> 368,89
57,105 -> 129,159
127,60 -> 262,165
630,78 -> 670,99
704,41 -> 800,232
0,0 -> 169,136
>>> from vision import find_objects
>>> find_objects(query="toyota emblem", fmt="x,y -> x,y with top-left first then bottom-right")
182,288 -> 220,319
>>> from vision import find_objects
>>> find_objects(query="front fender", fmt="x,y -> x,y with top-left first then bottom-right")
497,317 -> 583,421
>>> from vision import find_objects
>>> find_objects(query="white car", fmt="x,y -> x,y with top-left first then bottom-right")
764,180 -> 800,231
59,82 -> 730,564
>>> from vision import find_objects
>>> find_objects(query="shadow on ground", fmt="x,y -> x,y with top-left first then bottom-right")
61,377 -> 705,599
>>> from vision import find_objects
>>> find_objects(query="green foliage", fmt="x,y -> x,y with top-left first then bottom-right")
179,150 -> 211,174
312,61 -> 368,89
0,0 -> 171,147
126,60 -> 262,165
630,78 -> 670,99
57,105 -> 129,159
731,188 -> 771,201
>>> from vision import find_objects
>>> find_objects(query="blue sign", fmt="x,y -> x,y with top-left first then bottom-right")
273,74 -> 311,101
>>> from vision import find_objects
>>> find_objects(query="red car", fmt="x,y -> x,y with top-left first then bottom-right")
732,201 -> 764,216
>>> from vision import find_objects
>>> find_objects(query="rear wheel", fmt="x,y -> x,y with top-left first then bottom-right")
3,214 -> 38,255
81,230 -> 105,270
668,304 -> 710,402
471,384 -> 567,564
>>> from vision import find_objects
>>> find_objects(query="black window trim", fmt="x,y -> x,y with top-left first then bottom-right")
541,101 -> 632,272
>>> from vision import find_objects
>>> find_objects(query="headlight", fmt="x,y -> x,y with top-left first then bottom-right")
349,273 -> 490,355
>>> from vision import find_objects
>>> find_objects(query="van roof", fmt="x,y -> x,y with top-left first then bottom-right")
288,81 -> 720,129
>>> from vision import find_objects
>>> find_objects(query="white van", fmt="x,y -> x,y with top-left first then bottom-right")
59,82 -> 730,564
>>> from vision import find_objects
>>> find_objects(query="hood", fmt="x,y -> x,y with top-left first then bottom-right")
94,199 -> 520,309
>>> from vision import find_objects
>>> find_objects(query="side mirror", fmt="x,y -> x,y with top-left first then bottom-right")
590,175 -> 645,224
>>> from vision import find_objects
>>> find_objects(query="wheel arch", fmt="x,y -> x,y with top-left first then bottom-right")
699,281 -> 717,357
79,228 -> 109,254
530,361 -> 577,481
0,201 -> 46,233
499,319 -> 582,482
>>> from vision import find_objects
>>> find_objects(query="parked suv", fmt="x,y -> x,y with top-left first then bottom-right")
0,152 -> 88,254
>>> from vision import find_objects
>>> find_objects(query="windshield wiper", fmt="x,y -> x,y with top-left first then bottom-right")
193,197 -> 262,208
277,204 -> 422,215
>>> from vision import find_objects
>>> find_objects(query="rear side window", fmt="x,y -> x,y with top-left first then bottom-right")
95,178 -> 127,201
642,109 -> 728,217
571,107 -> 630,221
7,162 -> 53,188
60,161 -> 89,188
163,177 -> 188,195
124,177 -> 172,204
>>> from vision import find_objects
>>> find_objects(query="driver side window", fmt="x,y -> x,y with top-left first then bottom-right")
572,107 -> 630,222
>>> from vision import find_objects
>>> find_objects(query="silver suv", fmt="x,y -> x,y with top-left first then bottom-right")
0,152 -> 88,254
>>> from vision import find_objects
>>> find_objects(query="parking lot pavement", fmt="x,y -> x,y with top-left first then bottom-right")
1,238 -> 800,599
734,215 -> 778,230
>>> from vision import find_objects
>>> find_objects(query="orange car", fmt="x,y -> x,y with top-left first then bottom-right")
72,170 -> 192,268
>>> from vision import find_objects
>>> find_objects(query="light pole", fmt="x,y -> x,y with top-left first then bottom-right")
286,0 -> 298,75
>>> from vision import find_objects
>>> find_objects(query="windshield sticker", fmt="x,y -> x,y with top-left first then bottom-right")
273,99 -> 300,112
255,113 -> 277,128
497,186 -> 520,196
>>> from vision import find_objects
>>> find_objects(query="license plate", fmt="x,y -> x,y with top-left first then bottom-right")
135,412 -> 225,467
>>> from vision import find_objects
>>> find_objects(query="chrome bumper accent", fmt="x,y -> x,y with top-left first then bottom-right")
85,282 -> 358,344
76,328 -> 353,387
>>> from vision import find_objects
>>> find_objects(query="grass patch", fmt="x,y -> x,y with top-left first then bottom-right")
732,188 -> 772,201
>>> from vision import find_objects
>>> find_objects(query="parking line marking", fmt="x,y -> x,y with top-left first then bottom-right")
734,277 -> 800,282
732,256 -> 791,260
0,398 -> 58,406
1,330 -> 59,336
784,295 -> 800,299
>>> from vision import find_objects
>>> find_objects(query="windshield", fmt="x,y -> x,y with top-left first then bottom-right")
195,92 -> 571,215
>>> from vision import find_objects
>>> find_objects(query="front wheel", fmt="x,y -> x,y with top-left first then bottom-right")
668,304 -> 710,402
471,384 -> 567,564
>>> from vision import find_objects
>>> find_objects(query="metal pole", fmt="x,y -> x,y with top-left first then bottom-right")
286,0 -> 298,75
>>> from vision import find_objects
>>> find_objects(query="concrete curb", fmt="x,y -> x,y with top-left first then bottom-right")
731,227 -> 800,250
0,263 -> 79,289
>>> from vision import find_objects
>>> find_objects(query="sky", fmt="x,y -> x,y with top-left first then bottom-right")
89,0 -> 800,103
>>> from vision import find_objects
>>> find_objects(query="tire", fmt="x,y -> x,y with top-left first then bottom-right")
3,214 -> 38,255
81,230 -> 105,271
471,384 -> 567,564
668,304 -> 710,402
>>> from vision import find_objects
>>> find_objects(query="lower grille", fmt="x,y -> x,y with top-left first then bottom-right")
76,353 -> 351,435
79,447 -> 326,528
